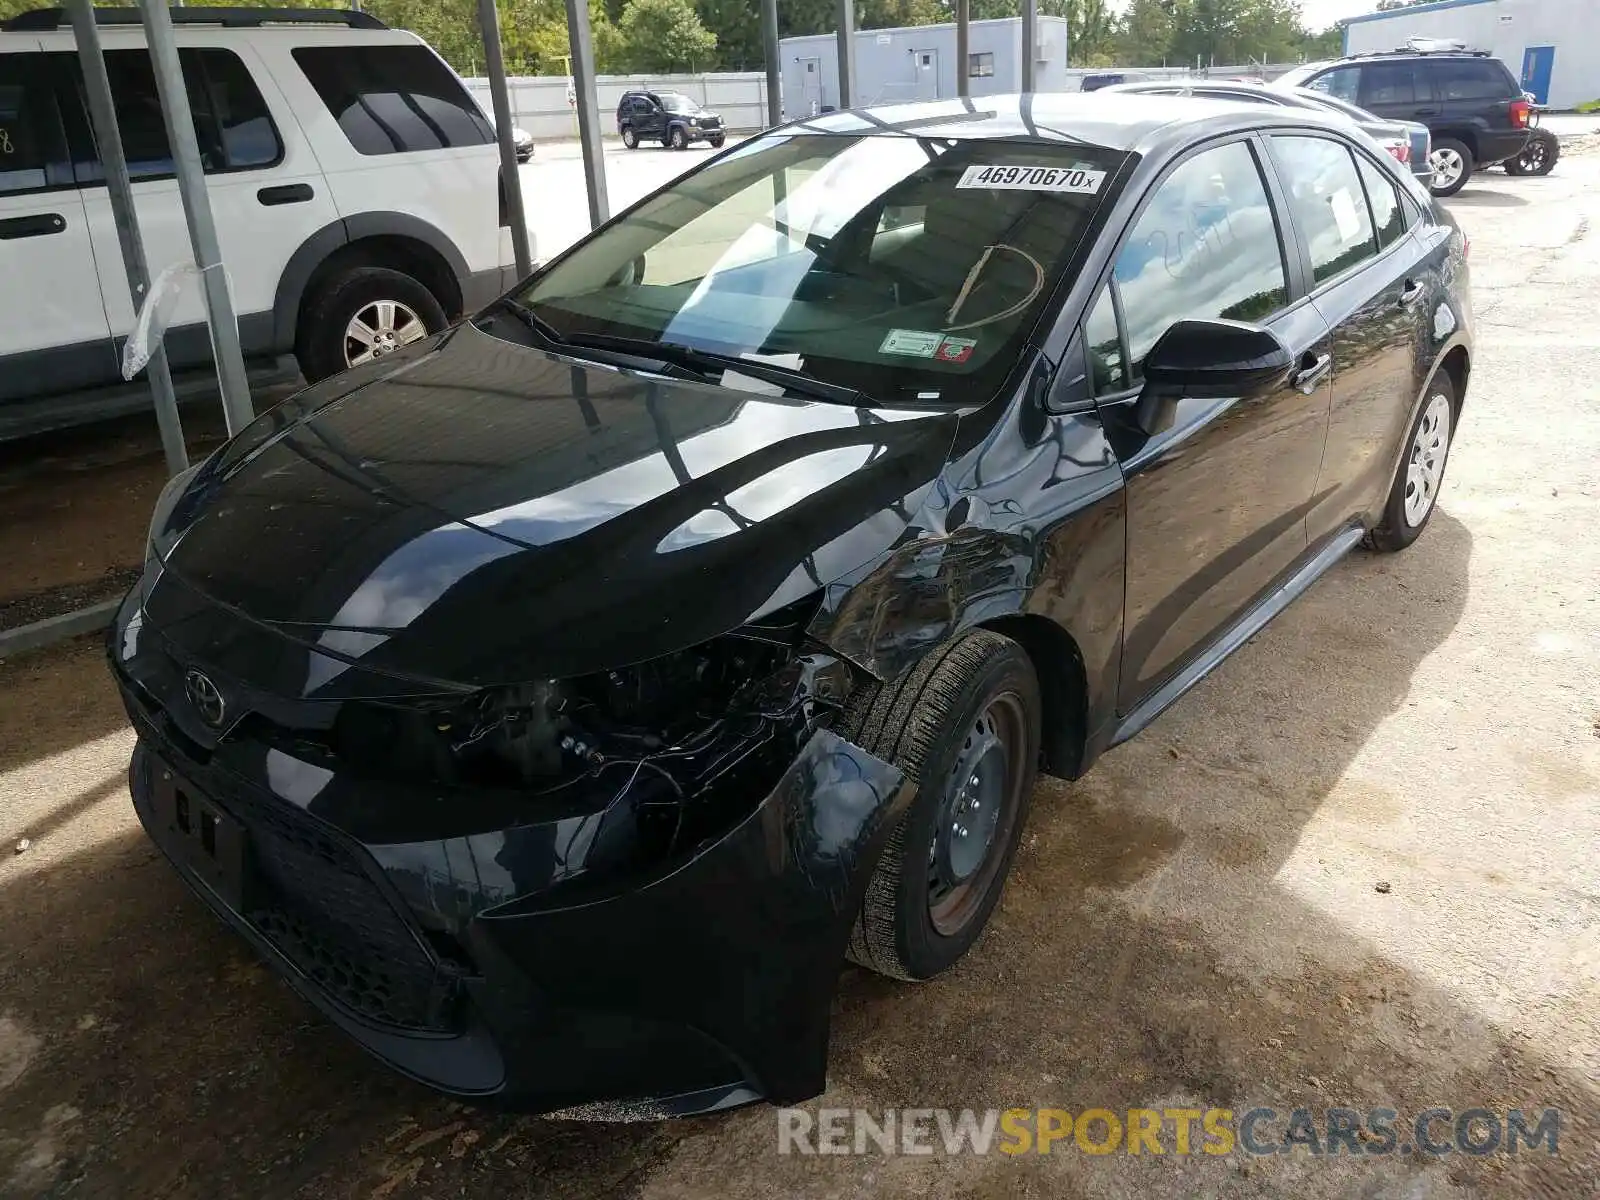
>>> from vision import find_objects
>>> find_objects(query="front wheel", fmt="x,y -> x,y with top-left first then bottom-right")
1366,373 -> 1457,553
621,125 -> 638,149
668,124 -> 689,150
1428,138 -> 1474,197
708,134 -> 725,149
839,631 -> 1041,981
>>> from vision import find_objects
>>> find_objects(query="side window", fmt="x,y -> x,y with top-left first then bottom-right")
1437,59 -> 1514,101
1084,288 -> 1126,395
1113,140 -> 1289,380
292,45 -> 493,156
1356,155 -> 1406,249
0,54 -> 69,196
1305,65 -> 1360,103
1361,62 -> 1418,105
194,50 -> 280,171
1271,135 -> 1377,284
70,49 -> 278,182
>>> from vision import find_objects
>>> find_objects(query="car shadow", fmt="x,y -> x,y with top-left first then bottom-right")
1448,186 -> 1530,207
1,509 -> 1594,1197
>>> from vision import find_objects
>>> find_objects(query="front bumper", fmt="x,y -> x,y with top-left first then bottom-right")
110,593 -> 909,1115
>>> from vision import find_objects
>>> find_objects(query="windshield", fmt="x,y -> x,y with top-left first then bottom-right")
1272,63 -> 1328,90
513,134 -> 1127,402
659,93 -> 702,113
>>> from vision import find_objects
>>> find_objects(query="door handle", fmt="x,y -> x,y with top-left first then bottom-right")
257,183 -> 314,206
0,212 -> 67,240
1413,106 -> 1439,117
1399,279 -> 1425,307
1293,352 -> 1332,394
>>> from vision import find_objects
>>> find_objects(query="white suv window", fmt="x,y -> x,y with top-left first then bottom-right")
293,45 -> 493,156
0,53 -> 69,195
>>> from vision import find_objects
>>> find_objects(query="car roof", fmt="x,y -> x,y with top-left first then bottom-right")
781,92 -> 1357,155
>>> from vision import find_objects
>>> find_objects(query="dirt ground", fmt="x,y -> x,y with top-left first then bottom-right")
2,149 -> 1599,1199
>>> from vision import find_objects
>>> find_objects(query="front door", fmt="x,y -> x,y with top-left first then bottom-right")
800,59 -> 822,115
1090,137 -> 1332,711
0,46 -> 116,405
636,95 -> 665,141
1520,45 -> 1554,105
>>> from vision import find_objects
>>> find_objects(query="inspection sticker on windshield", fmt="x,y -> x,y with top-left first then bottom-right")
956,164 -> 1106,193
879,328 -> 944,357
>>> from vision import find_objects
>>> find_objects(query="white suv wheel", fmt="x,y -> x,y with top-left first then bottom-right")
345,300 -> 428,368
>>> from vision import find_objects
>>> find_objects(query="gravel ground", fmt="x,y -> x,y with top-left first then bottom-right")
1,149 -> 1597,1200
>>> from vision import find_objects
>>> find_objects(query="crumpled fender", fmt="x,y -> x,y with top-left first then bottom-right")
464,728 -> 911,1110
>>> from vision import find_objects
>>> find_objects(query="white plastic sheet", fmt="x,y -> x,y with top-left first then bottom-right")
120,261 -> 200,380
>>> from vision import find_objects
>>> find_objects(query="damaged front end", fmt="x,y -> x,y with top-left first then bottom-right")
113,586 -> 911,1113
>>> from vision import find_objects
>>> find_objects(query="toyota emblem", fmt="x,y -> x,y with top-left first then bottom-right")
183,669 -> 227,728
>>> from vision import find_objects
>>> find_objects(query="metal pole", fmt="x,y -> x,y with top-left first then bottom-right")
761,0 -> 781,124
1020,0 -> 1038,93
564,0 -> 609,228
835,0 -> 854,108
956,0 -> 970,99
136,0 -> 253,434
67,0 -> 187,476
476,0 -> 532,276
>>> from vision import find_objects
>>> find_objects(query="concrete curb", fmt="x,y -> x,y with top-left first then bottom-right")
0,599 -> 119,660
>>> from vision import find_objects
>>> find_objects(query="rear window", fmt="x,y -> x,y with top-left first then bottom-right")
1433,58 -> 1519,100
294,45 -> 492,155
516,134 -> 1127,402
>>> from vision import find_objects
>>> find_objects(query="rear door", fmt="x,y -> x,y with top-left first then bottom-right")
1267,134 -> 1433,540
1087,136 -> 1334,711
43,34 -> 341,368
0,45 -> 116,403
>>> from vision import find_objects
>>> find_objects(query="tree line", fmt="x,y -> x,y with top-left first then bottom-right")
0,0 -> 1348,76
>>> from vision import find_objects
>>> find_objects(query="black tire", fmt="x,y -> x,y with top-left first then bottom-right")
708,134 -> 725,149
621,125 -> 638,150
296,266 -> 447,384
1505,129 -> 1558,176
1428,137 -> 1474,197
1366,372 -> 1458,553
668,124 -> 689,150
838,630 -> 1041,981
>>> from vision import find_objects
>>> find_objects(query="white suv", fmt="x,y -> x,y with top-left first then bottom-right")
0,6 -> 522,438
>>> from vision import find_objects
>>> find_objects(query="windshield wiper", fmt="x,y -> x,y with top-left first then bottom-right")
564,333 -> 871,407
488,299 -> 712,381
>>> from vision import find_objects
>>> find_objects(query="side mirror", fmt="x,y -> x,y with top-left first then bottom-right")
1133,318 -> 1293,436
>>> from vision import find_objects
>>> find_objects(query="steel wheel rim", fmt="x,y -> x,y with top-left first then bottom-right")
345,300 -> 427,367
927,692 -> 1026,937
1404,392 -> 1452,527
1429,147 -> 1464,190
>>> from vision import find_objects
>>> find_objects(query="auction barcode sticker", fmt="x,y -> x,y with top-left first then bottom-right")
956,164 -> 1106,193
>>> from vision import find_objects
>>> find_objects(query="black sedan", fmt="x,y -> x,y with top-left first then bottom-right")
110,94 -> 1471,1117
1104,78 -> 1434,188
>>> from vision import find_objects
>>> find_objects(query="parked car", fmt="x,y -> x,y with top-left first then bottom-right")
113,93 -> 1471,1116
1080,71 -> 1148,91
616,89 -> 725,150
0,5 -> 522,441
1103,79 -> 1434,188
1272,41 -> 1531,197
1504,92 -> 1558,176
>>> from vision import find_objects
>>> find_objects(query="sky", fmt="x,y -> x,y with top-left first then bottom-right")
1298,0 -> 1387,32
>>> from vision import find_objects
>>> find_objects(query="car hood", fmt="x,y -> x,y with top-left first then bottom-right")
141,322 -> 962,696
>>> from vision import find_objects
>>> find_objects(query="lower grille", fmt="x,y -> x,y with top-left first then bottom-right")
126,720 -> 460,1034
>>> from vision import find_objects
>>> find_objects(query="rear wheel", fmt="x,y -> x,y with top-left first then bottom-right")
1366,373 -> 1457,553
1428,138 -> 1474,197
296,266 -> 446,383
621,125 -> 638,149
839,631 -> 1041,981
1505,128 -> 1558,176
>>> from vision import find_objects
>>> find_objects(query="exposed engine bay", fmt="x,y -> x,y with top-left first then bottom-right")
298,594 -> 852,869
